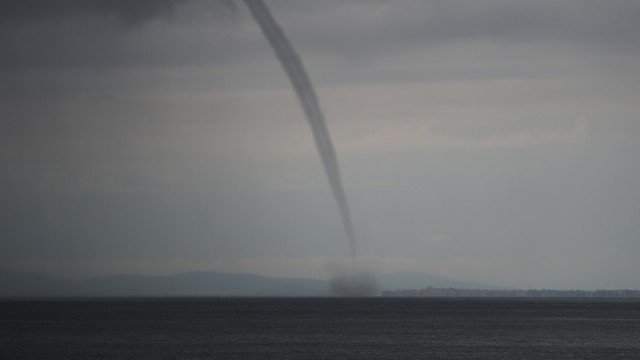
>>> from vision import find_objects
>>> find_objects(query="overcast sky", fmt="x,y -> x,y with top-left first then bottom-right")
2,0 -> 639,289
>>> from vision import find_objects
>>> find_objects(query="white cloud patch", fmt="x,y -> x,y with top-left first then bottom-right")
343,117 -> 588,154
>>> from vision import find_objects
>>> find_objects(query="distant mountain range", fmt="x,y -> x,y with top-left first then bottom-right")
0,270 -> 504,297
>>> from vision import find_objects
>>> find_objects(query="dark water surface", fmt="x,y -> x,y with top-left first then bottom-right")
2,297 -> 640,359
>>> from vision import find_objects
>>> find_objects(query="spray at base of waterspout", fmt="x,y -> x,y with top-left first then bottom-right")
327,259 -> 378,297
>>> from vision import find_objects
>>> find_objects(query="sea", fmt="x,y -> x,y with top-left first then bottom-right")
2,297 -> 639,359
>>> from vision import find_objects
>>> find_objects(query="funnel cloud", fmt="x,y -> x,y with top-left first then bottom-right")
243,0 -> 357,258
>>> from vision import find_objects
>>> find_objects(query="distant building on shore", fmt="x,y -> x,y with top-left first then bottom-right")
381,287 -> 640,298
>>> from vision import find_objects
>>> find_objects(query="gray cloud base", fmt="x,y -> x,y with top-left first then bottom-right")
1,0 -> 639,289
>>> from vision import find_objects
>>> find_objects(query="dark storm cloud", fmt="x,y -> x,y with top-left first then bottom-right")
0,0 -> 215,26
3,0 -> 638,70
265,0 -> 640,58
0,0 -> 236,69
3,0 -> 638,61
